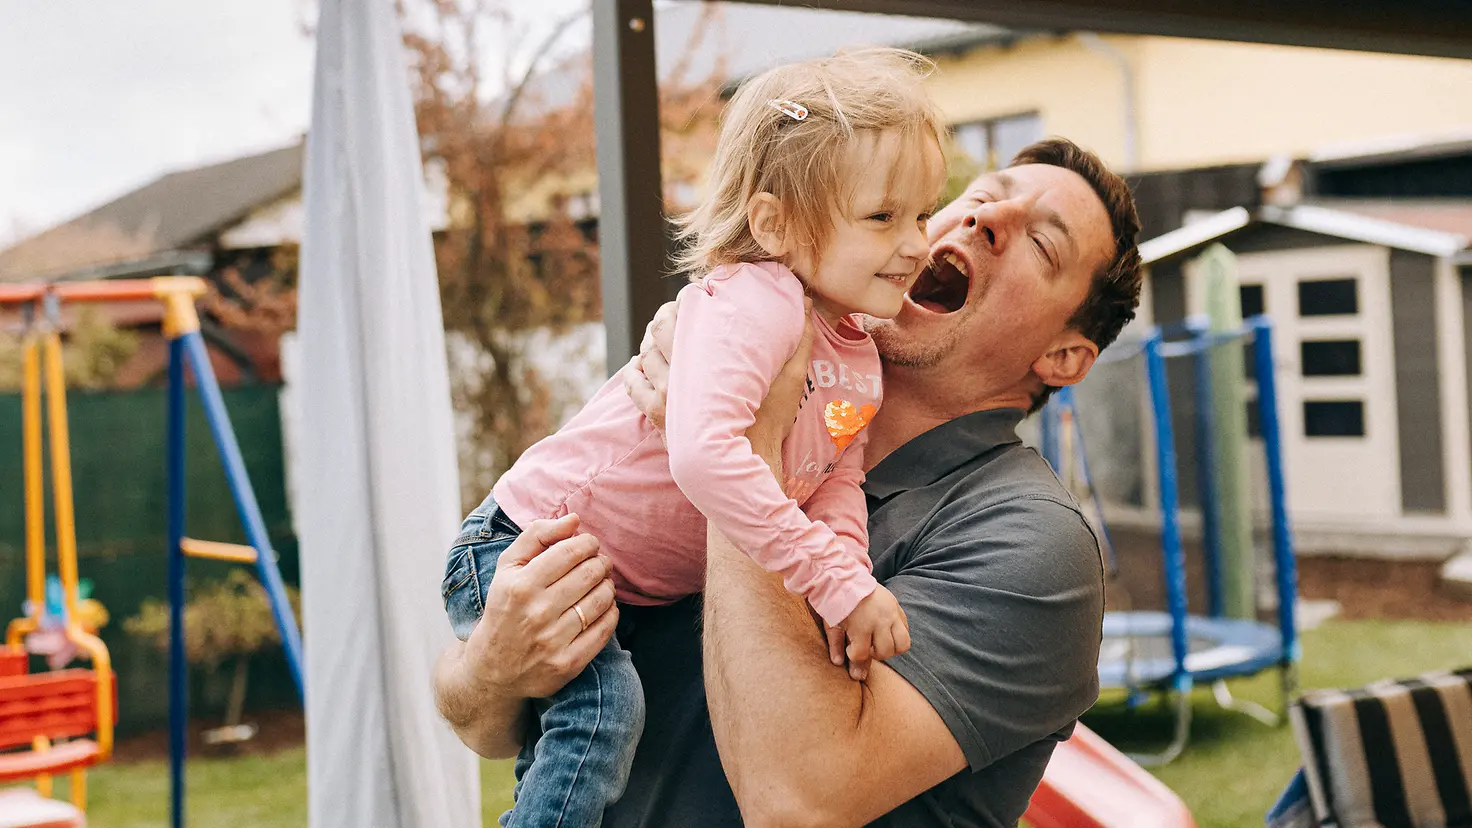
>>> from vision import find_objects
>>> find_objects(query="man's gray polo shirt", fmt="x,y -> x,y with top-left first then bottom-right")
865,407 -> 1105,826
604,407 -> 1105,828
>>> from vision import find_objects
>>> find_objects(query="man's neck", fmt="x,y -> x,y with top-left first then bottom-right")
864,368 -> 1034,471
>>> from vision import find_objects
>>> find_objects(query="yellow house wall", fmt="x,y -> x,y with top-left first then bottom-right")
930,33 -> 1472,173
1136,37 -> 1472,170
927,34 -> 1138,171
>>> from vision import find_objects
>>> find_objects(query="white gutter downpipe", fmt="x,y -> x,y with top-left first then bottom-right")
1078,32 -> 1139,172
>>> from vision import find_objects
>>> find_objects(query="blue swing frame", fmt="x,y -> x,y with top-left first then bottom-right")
165,318 -> 305,828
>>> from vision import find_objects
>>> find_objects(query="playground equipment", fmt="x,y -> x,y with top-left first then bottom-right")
0,278 -> 303,827
0,285 -> 118,811
1042,316 -> 1300,764
1023,722 -> 1196,828
0,787 -> 86,828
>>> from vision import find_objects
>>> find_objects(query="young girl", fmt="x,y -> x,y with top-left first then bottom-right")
443,47 -> 947,828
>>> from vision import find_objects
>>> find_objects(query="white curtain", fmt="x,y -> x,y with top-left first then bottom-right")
296,0 -> 480,824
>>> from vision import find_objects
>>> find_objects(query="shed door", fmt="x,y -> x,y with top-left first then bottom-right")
1192,244 -> 1400,522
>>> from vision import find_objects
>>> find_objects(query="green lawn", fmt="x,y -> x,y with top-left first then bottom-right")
68,618 -> 1468,827
76,749 -> 515,827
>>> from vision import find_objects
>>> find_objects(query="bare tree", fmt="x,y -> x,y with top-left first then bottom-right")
203,245 -> 301,345
402,0 -> 722,496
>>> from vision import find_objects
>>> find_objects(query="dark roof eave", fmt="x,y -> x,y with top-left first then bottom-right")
17,249 -> 215,284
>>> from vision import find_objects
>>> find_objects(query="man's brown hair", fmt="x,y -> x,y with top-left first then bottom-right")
1009,138 -> 1142,409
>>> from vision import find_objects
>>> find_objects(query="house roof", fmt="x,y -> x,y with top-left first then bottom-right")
1139,203 -> 1471,265
0,141 -> 303,281
1310,129 -> 1472,169
1312,200 -> 1472,239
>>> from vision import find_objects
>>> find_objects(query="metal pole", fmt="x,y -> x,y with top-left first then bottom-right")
40,295 -> 82,623
593,0 -> 669,373
179,332 -> 305,695
167,336 -> 187,828
1253,319 -> 1298,666
20,317 -> 45,631
1146,332 -> 1190,683
1120,329 -> 1198,765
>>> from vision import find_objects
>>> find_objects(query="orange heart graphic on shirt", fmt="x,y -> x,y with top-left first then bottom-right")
824,400 -> 876,452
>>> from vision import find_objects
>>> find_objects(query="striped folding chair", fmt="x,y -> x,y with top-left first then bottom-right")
1268,667 -> 1472,828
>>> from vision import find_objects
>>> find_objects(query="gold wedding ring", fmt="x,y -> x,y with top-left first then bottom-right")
573,603 -> 589,632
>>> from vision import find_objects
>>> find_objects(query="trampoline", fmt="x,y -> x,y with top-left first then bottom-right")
1043,316 -> 1299,764
1098,612 -> 1282,688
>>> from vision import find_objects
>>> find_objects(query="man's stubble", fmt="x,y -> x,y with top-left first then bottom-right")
865,302 -> 979,371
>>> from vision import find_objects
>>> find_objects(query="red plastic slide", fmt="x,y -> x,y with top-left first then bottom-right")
1022,723 -> 1196,828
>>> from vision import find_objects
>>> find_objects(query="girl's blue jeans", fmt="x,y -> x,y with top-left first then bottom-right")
443,493 -> 645,828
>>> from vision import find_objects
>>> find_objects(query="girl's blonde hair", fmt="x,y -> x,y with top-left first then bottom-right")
672,47 -> 946,278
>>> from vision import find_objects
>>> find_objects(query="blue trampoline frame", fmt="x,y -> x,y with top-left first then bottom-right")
1045,316 -> 1300,764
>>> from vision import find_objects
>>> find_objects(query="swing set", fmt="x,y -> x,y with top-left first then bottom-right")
0,277 -> 303,826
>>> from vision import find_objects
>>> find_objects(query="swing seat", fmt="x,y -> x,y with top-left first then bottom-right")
0,667 -> 113,782
0,651 -> 24,678
0,740 -> 99,781
0,787 -> 86,828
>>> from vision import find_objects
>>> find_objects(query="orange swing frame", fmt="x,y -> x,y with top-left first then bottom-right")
0,281 -> 189,807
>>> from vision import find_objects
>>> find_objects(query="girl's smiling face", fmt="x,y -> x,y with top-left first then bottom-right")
791,128 -> 945,326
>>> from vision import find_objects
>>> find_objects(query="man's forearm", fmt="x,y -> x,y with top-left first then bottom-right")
434,641 -> 530,759
703,525 -> 870,825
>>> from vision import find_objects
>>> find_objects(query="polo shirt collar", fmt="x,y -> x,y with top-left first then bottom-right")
863,407 -> 1026,500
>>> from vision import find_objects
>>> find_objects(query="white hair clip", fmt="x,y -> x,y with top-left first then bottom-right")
768,99 -> 808,121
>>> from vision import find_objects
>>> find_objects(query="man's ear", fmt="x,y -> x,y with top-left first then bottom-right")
1031,330 -> 1099,388
747,193 -> 789,258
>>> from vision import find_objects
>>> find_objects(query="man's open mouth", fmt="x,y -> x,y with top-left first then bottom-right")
908,250 -> 971,313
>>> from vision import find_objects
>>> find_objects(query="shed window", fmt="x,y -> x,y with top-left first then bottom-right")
1239,284 -> 1265,318
1301,339 -> 1362,376
1304,400 -> 1365,437
1298,278 -> 1358,316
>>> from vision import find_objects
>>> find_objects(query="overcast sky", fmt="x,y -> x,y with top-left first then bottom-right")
0,0 -> 587,245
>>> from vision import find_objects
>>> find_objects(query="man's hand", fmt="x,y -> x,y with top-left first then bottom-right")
434,513 -> 619,757
476,513 -> 619,696
837,585 -> 911,681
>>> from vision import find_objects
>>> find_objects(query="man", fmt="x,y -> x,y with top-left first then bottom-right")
434,138 -> 1143,827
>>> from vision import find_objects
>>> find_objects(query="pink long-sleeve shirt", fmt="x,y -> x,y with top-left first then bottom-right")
493,261 -> 881,626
